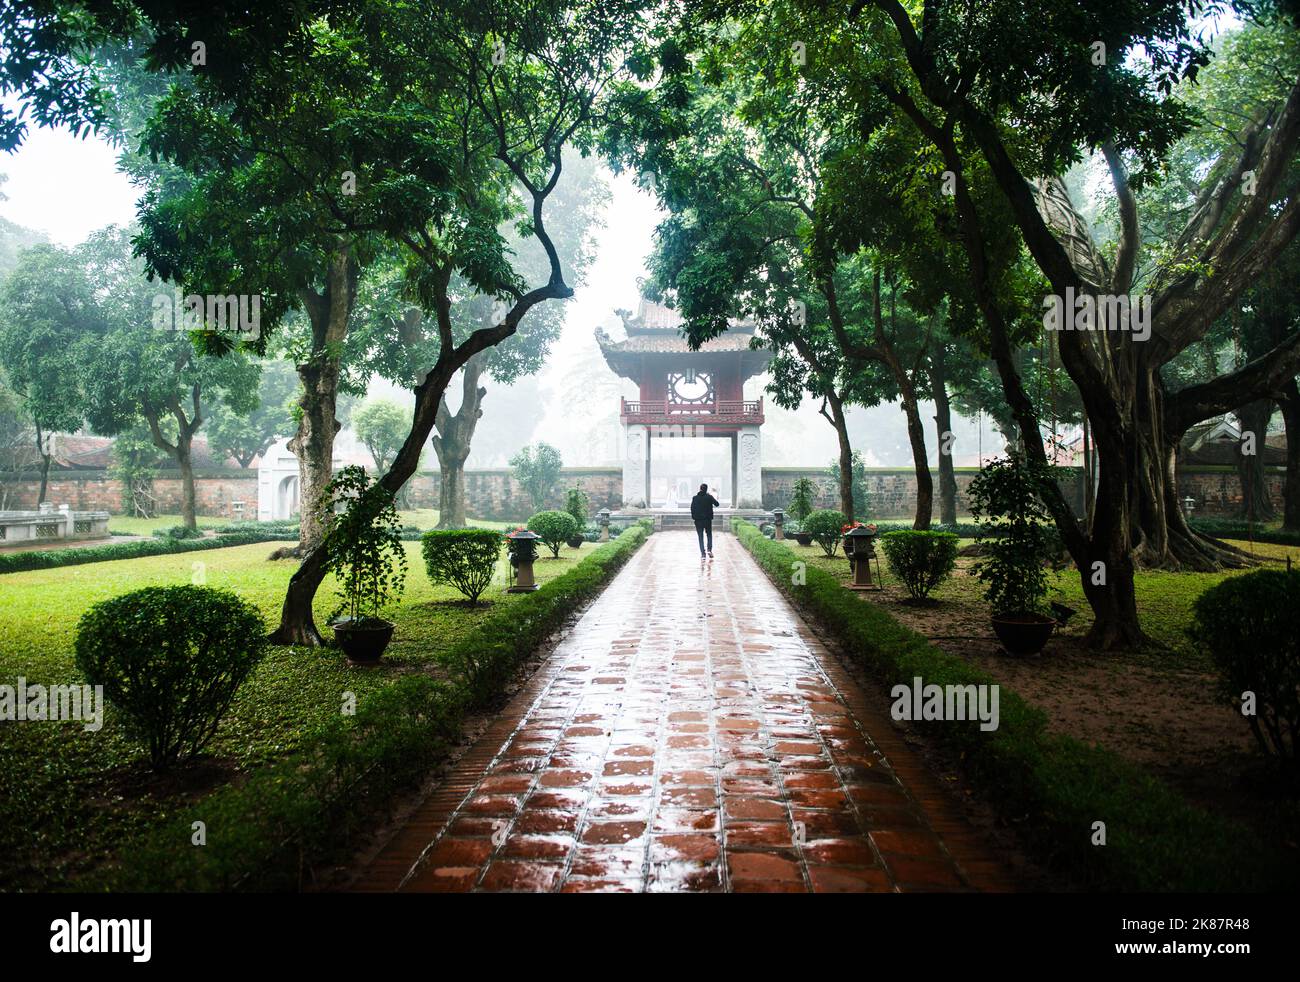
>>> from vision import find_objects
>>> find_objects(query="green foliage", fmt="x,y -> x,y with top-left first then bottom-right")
112,676 -> 466,891
1190,570 -> 1300,763
732,518 -> 1276,891
510,443 -> 564,511
880,530 -> 959,601
787,477 -> 816,523
1189,519 -> 1300,548
527,509 -> 580,558
802,509 -> 849,557
969,454 -> 1058,617
828,452 -> 872,520
108,426 -> 166,518
205,359 -> 298,468
441,526 -> 648,706
352,397 -> 410,473
151,523 -> 203,541
421,529 -> 502,606
319,466 -> 407,626
564,485 -> 590,527
73,586 -> 267,771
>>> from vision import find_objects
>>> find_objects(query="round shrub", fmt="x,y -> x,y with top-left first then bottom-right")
421,529 -> 502,605
1190,569 -> 1300,763
74,585 -> 267,771
802,510 -> 849,557
880,530 -> 959,602
527,510 -> 580,558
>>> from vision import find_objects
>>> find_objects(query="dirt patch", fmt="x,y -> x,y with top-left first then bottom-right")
869,561 -> 1295,856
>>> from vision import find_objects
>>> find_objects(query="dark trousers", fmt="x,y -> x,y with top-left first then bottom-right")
695,521 -> 713,555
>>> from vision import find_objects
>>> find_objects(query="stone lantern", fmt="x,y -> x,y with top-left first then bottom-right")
1181,495 -> 1196,518
505,528 -> 542,593
843,524 -> 882,591
772,508 -> 785,541
598,508 -> 611,542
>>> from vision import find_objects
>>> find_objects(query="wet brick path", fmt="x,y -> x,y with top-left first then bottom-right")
352,530 -> 1015,893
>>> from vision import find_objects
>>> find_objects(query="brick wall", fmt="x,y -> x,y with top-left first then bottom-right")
2,470 -> 259,517
1180,468 -> 1286,517
761,467 -> 1085,518
400,468 -> 623,522
0,465 -> 1281,521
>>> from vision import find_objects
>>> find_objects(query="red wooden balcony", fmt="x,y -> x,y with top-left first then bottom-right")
620,397 -> 764,426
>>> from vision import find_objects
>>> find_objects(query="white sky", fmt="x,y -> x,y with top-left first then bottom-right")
0,100 -> 138,244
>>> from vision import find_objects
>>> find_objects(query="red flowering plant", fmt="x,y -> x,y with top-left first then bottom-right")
840,520 -> 878,534
504,525 -> 539,566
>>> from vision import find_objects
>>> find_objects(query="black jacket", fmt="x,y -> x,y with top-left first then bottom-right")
690,491 -> 720,523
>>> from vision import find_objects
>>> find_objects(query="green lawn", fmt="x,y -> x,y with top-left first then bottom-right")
0,536 -> 591,890
108,514 -> 233,536
786,536 -> 1296,669
107,509 -> 523,537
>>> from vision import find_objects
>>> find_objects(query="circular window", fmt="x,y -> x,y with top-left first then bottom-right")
668,371 -> 714,406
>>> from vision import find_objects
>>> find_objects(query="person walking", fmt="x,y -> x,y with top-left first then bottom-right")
690,483 -> 721,558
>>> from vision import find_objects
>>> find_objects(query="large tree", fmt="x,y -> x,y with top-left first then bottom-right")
724,0 -> 1300,648
205,359 -> 298,468
239,0 -> 650,644
78,228 -> 258,527
0,244 -> 90,503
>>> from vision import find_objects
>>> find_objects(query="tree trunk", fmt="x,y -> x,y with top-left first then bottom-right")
35,423 -> 51,506
432,353 -> 486,529
1280,381 -> 1300,532
288,247 -> 357,556
1234,399 -> 1275,523
290,360 -> 340,550
1082,412 -> 1095,531
177,430 -> 197,530
871,272 -> 932,529
903,397 -> 933,530
823,390 -> 855,522
930,344 -> 958,526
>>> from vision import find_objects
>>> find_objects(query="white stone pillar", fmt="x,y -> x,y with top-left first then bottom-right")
737,425 -> 763,509
623,423 -> 649,508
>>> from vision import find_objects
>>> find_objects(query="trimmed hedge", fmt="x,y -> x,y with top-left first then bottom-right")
0,529 -> 299,575
421,528 -> 502,605
75,586 -> 268,770
106,522 -> 652,891
879,529 -> 959,601
1188,518 -> 1300,548
732,517 -> 1277,891
1190,569 -> 1300,762
110,676 -> 467,891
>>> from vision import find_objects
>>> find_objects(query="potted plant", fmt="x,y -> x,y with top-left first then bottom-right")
319,466 -> 407,663
788,478 -> 815,544
564,487 -> 589,548
968,453 -> 1058,655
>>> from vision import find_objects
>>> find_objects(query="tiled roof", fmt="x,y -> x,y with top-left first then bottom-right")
603,332 -> 758,354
